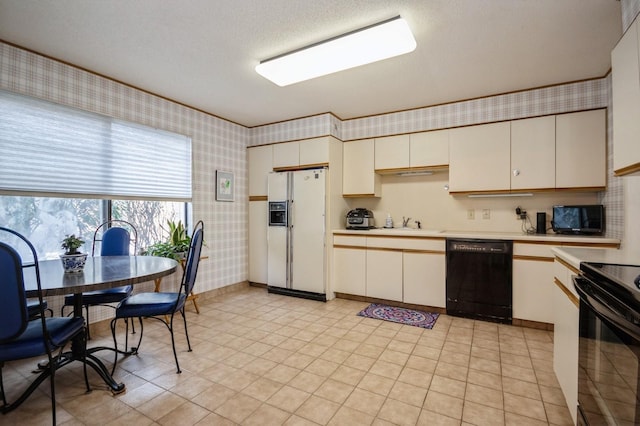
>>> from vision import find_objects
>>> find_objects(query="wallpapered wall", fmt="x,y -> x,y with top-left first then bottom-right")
0,41 -> 250,322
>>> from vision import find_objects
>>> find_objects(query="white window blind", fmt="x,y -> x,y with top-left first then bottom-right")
0,90 -> 192,201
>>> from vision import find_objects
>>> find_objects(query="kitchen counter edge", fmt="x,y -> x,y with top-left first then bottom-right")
333,229 -> 621,245
551,246 -> 637,270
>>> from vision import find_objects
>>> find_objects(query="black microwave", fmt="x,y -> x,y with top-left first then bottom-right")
552,205 -> 604,235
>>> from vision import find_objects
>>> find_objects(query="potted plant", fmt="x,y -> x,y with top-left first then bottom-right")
144,220 -> 191,260
60,234 -> 87,273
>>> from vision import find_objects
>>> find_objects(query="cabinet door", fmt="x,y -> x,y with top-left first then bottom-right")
510,116 -> 555,190
248,145 -> 273,197
366,249 -> 403,301
299,137 -> 329,167
403,252 -> 445,307
248,201 -> 268,284
273,141 -> 299,169
449,122 -> 511,192
612,19 -> 640,175
512,258 -> 554,323
553,274 -> 579,425
410,130 -> 449,168
556,110 -> 606,189
343,139 -> 381,197
374,135 -> 410,171
333,247 -> 366,296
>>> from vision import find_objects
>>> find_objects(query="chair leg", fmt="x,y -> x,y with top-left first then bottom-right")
181,308 -> 192,352
85,305 -> 92,340
47,351 -> 57,425
110,318 -> 120,376
132,317 -> 144,353
168,314 -> 181,374
0,362 -> 6,408
110,317 -> 144,376
81,326 -> 90,393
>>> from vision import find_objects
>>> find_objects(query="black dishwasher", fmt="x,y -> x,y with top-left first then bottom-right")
446,238 -> 513,324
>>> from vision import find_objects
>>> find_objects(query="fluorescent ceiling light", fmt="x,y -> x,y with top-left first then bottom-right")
256,16 -> 416,86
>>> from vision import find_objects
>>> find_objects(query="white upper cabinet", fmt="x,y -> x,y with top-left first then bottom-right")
410,129 -> 449,169
272,137 -> 334,170
448,111 -> 605,194
343,139 -> 381,197
272,141 -> 300,170
248,144 -> 273,197
374,131 -> 449,173
511,116 -> 556,191
612,17 -> 640,176
374,135 -> 410,171
449,122 -> 511,192
299,137 -> 330,166
556,109 -> 606,189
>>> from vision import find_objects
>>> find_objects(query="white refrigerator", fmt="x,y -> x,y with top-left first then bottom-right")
267,168 -> 326,300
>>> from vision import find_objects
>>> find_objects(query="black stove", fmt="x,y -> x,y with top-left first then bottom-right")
576,261 -> 640,425
580,262 -> 640,311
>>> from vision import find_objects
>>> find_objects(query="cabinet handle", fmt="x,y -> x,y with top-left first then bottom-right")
512,169 -> 520,177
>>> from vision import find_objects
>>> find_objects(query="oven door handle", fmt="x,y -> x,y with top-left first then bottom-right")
574,275 -> 640,341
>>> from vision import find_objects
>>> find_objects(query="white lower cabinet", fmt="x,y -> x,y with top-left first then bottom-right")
366,249 -> 403,301
333,247 -> 366,296
332,234 -> 446,306
248,201 -> 268,284
403,251 -> 446,307
553,258 -> 580,425
512,258 -> 554,323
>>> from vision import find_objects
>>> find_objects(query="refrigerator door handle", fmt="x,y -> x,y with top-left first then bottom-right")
287,199 -> 293,289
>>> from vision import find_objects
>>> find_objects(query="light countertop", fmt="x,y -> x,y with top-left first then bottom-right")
551,246 -> 639,269
333,228 -> 621,245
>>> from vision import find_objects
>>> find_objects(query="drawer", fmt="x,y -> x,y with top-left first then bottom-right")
366,236 -> 445,251
514,243 -> 557,258
334,235 -> 366,247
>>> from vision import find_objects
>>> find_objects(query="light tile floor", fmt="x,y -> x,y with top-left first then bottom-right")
2,287 -> 573,425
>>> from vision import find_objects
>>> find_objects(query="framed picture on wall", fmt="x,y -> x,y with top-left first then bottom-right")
216,170 -> 234,201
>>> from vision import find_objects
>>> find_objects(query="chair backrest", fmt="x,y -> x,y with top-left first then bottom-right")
0,227 -> 43,343
182,221 -> 204,297
92,220 -> 138,256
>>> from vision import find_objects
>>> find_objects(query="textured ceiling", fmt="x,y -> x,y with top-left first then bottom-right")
0,0 -> 622,127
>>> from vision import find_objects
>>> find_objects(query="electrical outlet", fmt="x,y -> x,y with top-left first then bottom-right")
467,209 -> 475,220
482,209 -> 490,219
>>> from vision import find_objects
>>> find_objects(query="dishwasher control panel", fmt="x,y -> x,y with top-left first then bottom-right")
447,239 -> 511,254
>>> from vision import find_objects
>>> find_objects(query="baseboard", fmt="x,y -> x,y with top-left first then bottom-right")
512,318 -> 554,331
335,292 -> 553,331
334,292 -> 446,315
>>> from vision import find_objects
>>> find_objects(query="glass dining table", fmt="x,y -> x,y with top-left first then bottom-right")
23,255 -> 178,394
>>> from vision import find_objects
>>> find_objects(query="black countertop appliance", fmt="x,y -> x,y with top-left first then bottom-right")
346,208 -> 375,230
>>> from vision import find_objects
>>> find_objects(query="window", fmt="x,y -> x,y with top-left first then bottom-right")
0,90 -> 192,258
0,89 -> 192,201
0,196 -> 186,259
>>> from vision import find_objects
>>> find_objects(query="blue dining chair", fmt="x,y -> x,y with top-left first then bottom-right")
62,220 -> 137,339
0,227 -> 88,425
110,220 -> 204,374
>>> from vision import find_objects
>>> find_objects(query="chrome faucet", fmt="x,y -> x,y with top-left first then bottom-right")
402,217 -> 411,227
